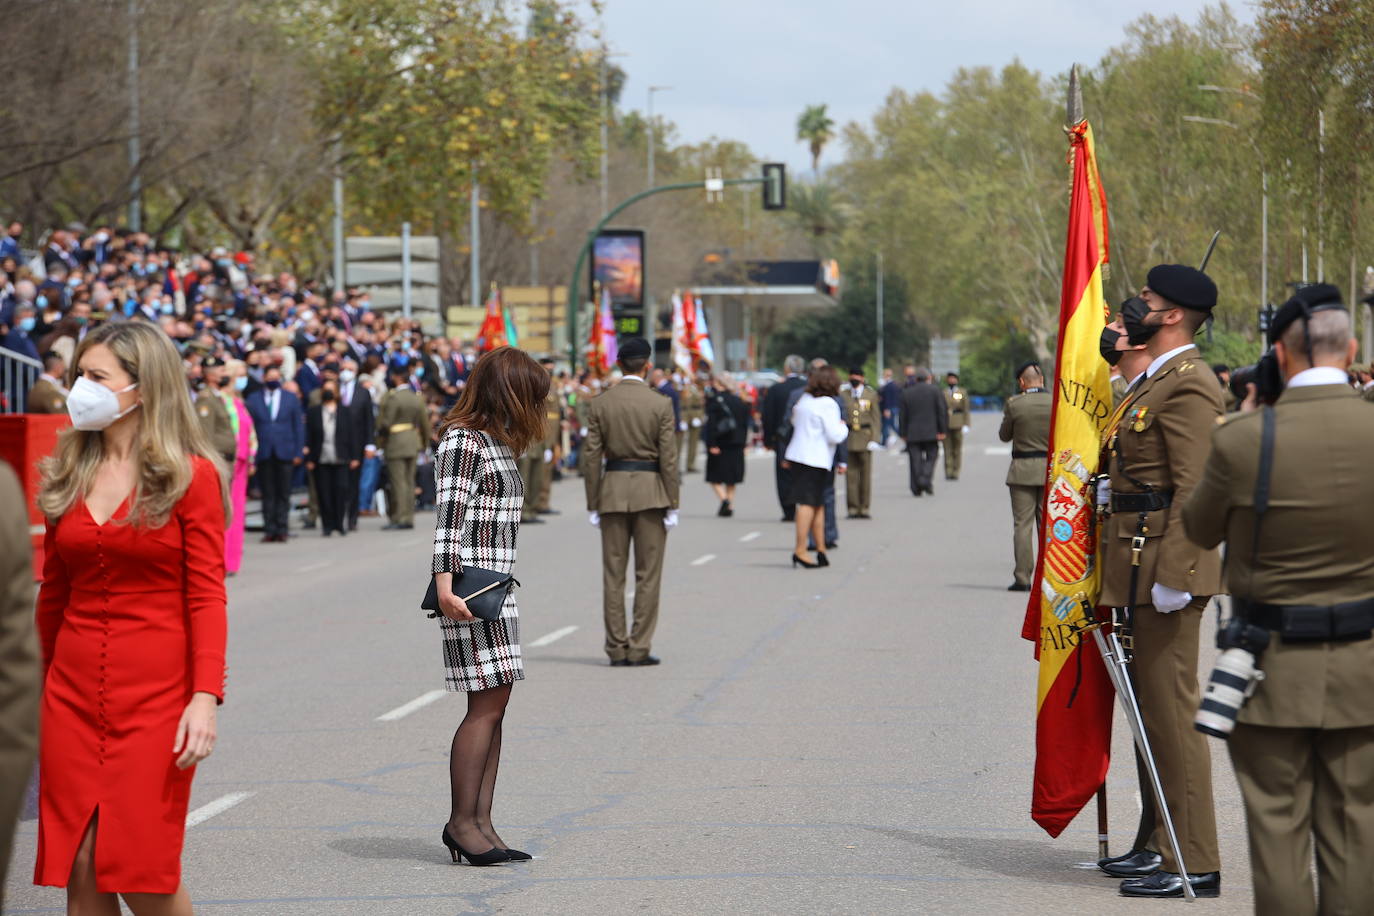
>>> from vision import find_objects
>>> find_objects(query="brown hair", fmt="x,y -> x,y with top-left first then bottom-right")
439,347 -> 550,455
805,364 -> 840,398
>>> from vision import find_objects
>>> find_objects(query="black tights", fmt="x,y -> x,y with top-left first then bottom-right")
447,683 -> 513,853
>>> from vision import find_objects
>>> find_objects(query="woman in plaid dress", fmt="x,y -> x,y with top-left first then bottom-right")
430,347 -> 550,866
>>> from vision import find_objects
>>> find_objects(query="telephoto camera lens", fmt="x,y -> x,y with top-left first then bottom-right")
1194,648 -> 1264,738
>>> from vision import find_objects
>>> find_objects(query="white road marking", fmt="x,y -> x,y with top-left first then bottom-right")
739,531 -> 760,543
185,791 -> 254,827
528,625 -> 579,648
983,446 -> 1012,455
376,690 -> 446,722
298,560 -> 333,573
691,554 -> 717,566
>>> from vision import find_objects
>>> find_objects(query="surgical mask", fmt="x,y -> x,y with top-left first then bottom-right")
73,315 -> 88,327
414,366 -> 425,378
339,369 -> 356,383
36,295 -> 48,309
1121,297 -> 1162,347
265,379 -> 281,391
216,375 -> 232,388
18,316 -> 35,332
1099,327 -> 1124,366
67,376 -> 140,431
161,303 -> 174,315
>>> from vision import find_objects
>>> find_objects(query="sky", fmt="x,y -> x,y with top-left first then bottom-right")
595,0 -> 1251,177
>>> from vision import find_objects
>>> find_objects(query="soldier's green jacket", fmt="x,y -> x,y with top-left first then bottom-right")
944,385 -> 972,427
681,384 -> 705,424
1100,346 -> 1223,605
998,389 -> 1051,487
376,387 -> 431,456
196,389 -> 236,462
840,385 -> 883,452
1183,382 -> 1374,728
581,377 -> 679,513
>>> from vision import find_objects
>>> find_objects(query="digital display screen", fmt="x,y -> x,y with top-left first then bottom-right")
592,230 -> 645,309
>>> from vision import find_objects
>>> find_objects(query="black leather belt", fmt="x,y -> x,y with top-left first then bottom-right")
606,459 -> 658,472
1012,449 -> 1047,459
1111,490 -> 1173,512
1234,596 -> 1374,642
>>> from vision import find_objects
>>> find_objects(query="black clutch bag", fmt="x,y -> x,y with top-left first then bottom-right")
422,567 -> 521,622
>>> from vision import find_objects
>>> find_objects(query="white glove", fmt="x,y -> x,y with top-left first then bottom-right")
543,449 -> 553,464
588,511 -> 600,528
691,418 -> 702,428
579,426 -> 589,437
678,421 -> 688,432
866,441 -> 882,452
664,509 -> 679,530
1151,583 -> 1192,613
1095,478 -> 1111,508
962,425 -> 971,434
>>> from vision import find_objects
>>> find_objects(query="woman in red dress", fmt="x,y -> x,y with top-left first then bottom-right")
35,320 -> 228,915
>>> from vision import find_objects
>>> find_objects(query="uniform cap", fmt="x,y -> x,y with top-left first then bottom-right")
618,337 -> 652,361
202,356 -> 225,369
1268,282 -> 1346,345
1146,264 -> 1217,311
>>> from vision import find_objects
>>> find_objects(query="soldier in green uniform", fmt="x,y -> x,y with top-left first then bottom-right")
196,356 -> 237,465
583,338 -> 679,667
1101,265 -> 1224,899
998,362 -> 1051,592
942,371 -> 971,480
26,352 -> 68,414
680,372 -> 707,473
534,358 -> 562,515
1183,286 -> 1374,916
376,362 -> 431,530
840,368 -> 883,518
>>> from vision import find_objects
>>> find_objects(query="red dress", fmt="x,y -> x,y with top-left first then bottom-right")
34,456 -> 227,893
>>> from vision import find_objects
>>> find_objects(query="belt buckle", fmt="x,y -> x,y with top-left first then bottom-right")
1118,631 -> 1134,651
1130,535 -> 1145,567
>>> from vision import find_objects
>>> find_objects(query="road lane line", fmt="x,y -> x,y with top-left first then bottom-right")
528,625 -> 578,648
376,690 -> 446,722
186,791 -> 254,827
983,446 -> 1011,456
739,531 -> 760,543
691,554 -> 717,566
298,560 -> 333,573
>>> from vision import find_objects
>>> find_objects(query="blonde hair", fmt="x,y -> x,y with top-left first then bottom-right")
38,321 -> 229,528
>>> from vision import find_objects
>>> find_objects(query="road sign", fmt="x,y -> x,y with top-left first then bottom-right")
346,229 -> 439,317
930,337 -> 961,378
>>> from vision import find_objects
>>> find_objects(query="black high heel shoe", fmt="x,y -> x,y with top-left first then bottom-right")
441,827 -> 510,866
503,848 -> 533,861
816,552 -> 830,567
791,553 -> 818,568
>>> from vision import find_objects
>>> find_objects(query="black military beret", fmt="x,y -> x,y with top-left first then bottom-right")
1268,283 -> 1346,344
1015,361 -> 1042,380
848,367 -> 866,376
202,356 -> 225,369
1146,264 -> 1217,311
618,337 -> 652,361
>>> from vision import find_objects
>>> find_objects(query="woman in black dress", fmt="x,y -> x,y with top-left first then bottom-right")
703,374 -> 751,516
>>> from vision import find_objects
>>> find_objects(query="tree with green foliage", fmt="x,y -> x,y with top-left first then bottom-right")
768,262 -> 925,371
796,104 -> 836,175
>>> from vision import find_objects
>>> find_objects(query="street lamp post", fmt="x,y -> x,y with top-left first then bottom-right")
647,85 -> 672,188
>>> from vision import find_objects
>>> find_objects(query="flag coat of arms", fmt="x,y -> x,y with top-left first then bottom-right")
1020,117 -> 1116,838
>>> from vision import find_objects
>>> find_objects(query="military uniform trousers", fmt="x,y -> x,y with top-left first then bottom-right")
683,427 -> 700,472
600,509 -> 667,662
846,450 -> 873,516
943,428 -> 964,479
1008,484 -> 1043,587
517,452 -> 545,521
1230,722 -> 1374,916
1131,597 -> 1220,874
537,449 -> 554,511
385,455 -> 417,525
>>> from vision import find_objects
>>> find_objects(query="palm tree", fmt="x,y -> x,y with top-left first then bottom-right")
789,181 -> 851,254
796,104 -> 835,175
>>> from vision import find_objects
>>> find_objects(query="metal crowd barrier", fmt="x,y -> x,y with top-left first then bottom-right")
1,348 -> 42,413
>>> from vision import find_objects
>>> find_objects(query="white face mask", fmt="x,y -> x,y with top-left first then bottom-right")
339,369 -> 356,383
67,376 -> 140,431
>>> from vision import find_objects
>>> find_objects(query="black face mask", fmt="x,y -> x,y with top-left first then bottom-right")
1122,297 -> 1162,346
1099,327 -> 1124,366
265,379 -> 281,391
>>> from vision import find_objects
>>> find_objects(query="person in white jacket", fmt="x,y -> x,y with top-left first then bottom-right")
782,365 -> 848,567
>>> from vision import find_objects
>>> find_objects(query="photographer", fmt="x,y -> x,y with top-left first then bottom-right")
1182,284 -> 1374,916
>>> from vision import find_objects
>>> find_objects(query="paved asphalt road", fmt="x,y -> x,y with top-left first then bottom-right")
5,417 -> 1254,914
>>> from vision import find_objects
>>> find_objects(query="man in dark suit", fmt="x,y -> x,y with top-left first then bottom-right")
246,365 -> 305,542
898,367 -> 948,496
295,340 -> 325,400
306,381 -> 363,537
337,357 -> 375,531
761,354 -> 807,521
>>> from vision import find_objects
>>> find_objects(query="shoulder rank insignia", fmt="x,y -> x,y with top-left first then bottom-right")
1128,405 -> 1149,432
199,405 -> 210,417
1178,360 -> 1195,374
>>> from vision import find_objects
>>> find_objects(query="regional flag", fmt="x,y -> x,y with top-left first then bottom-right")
1020,118 -> 1116,837
476,286 -> 508,352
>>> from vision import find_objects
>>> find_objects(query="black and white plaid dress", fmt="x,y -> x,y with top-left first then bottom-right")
431,426 -> 525,691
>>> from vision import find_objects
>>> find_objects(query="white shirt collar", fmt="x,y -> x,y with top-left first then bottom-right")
1145,344 -> 1196,378
1287,366 -> 1350,389
621,375 -> 646,383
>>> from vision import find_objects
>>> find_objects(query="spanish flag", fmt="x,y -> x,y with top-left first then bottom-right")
1019,115 -> 1116,837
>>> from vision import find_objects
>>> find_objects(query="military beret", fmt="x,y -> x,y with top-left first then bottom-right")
1268,283 -> 1346,345
848,367 -> 866,376
202,356 -> 225,369
618,337 -> 652,361
1146,264 -> 1217,311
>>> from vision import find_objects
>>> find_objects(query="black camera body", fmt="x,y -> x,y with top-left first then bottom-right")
1217,615 -> 1271,655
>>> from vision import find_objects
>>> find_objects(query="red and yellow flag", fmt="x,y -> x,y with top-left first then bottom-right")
1019,119 -> 1115,837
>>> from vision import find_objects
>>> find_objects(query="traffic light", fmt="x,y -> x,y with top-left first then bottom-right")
762,163 -> 786,210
